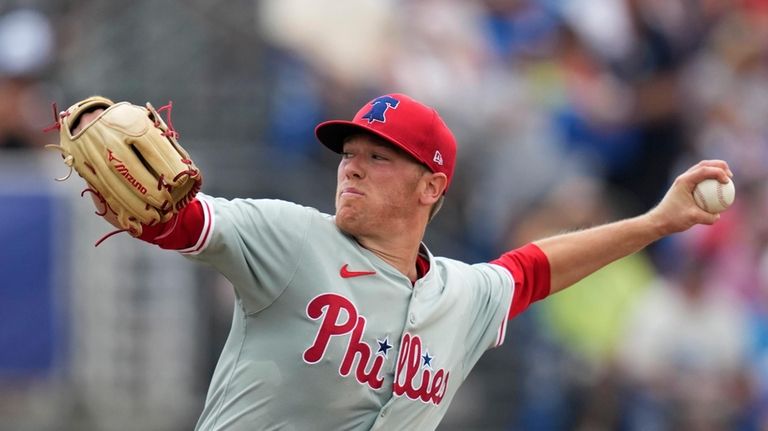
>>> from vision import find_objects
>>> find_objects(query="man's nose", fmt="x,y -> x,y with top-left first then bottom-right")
342,157 -> 364,179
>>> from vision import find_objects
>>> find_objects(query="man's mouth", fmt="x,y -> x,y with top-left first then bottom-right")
340,187 -> 364,198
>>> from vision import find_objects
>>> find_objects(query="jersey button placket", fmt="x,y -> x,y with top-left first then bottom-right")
408,286 -> 419,326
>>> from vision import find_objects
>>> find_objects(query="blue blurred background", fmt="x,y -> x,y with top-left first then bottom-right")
2,0 -> 768,430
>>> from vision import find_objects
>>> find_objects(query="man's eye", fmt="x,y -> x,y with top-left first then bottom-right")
372,154 -> 387,161
341,152 -> 352,159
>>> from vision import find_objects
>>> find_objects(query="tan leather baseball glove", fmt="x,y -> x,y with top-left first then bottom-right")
46,96 -> 202,243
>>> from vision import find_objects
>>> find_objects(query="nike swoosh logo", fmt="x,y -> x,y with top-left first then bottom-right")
340,264 -> 376,278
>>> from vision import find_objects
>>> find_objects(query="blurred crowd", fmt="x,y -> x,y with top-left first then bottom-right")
2,0 -> 768,430
0,7 -> 55,150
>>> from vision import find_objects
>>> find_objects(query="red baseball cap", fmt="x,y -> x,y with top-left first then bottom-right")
315,93 -> 457,191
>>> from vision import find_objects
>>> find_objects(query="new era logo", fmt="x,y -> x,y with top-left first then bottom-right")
433,150 -> 444,166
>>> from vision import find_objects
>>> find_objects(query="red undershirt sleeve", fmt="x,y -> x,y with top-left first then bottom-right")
490,243 -> 551,319
138,198 -> 206,250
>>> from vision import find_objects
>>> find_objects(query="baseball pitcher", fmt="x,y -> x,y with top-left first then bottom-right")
47,93 -> 732,430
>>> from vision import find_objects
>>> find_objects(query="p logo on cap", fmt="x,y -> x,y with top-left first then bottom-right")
315,93 -> 457,191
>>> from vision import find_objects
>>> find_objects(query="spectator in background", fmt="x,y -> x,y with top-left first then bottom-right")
549,23 -> 642,210
616,251 -> 750,430
600,0 -> 707,212
0,8 -> 55,150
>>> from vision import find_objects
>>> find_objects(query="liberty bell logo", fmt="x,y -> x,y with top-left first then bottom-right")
362,96 -> 400,124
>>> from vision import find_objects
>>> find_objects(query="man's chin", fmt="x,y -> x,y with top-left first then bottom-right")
334,212 -> 363,236
334,215 -> 352,232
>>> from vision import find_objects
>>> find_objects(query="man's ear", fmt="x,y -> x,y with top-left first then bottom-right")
420,172 -> 448,205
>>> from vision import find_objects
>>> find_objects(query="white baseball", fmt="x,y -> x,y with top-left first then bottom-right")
692,178 -> 735,213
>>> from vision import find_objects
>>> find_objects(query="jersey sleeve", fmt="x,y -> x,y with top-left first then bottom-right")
454,244 -> 550,367
440,260 -> 514,375
490,243 -> 551,319
138,198 -> 207,250
471,263 -> 516,351
174,194 -> 315,314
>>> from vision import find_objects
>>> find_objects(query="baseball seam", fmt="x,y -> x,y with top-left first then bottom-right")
694,187 -> 709,212
717,183 -> 728,209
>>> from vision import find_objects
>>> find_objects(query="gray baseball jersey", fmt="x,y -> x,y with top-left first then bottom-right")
183,194 -> 515,431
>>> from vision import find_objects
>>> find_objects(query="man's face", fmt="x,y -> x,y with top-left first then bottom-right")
335,134 -> 428,237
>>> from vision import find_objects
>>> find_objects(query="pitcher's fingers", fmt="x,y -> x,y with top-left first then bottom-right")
688,160 -> 733,178
682,164 -> 732,185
